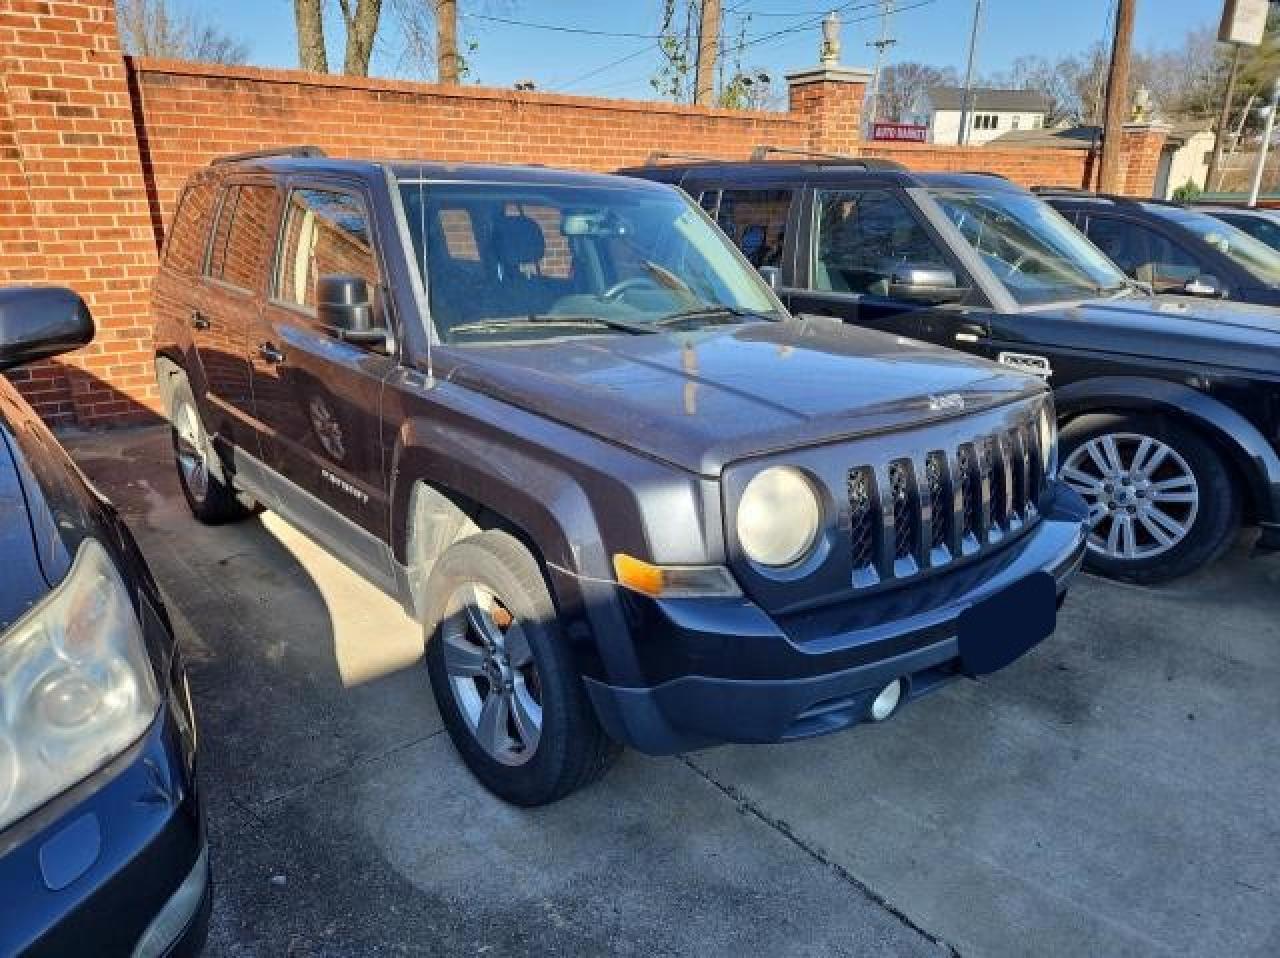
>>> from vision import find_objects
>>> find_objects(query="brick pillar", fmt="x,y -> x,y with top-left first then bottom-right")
0,0 -> 161,426
785,65 -> 871,157
1116,121 -> 1171,198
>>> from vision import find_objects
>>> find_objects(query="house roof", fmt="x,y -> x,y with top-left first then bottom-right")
988,125 -> 1100,150
926,86 -> 1053,113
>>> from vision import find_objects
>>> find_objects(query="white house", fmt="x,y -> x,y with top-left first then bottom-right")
915,87 -> 1052,145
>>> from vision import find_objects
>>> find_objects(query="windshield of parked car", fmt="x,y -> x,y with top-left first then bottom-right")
1145,205 -> 1280,286
928,188 -> 1131,305
397,179 -> 780,343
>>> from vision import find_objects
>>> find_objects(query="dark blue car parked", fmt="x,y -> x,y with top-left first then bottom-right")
0,287 -> 208,957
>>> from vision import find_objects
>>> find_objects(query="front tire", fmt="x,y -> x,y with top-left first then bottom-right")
1059,413 -> 1240,584
424,531 -> 619,805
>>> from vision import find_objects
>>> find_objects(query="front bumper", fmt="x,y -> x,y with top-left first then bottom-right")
0,691 -> 207,957
586,485 -> 1088,754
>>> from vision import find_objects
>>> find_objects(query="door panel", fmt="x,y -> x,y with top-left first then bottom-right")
250,184 -> 394,550
193,183 -> 277,452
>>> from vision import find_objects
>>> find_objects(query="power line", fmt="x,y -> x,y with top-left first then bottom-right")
460,13 -> 662,39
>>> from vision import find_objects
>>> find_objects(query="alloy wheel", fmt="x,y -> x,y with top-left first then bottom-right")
441,582 -> 543,766
1060,432 -> 1199,561
173,400 -> 209,502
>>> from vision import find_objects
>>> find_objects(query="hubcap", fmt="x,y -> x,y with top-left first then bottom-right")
1061,432 -> 1199,561
441,583 -> 542,766
173,400 -> 208,501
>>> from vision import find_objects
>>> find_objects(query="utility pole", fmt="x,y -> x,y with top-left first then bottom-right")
1097,0 -> 1136,194
1248,78 -> 1280,207
1207,44 -> 1243,193
695,0 -> 721,107
957,0 -> 984,145
437,0 -> 459,84
866,0 -> 897,128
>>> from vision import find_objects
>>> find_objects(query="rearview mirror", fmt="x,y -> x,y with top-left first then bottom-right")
1182,274 -> 1223,297
0,286 -> 94,372
316,275 -> 392,352
888,266 -> 968,303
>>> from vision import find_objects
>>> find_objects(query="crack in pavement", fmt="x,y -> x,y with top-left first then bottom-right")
680,755 -> 962,958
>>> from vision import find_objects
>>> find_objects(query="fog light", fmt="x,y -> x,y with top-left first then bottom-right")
869,679 -> 904,721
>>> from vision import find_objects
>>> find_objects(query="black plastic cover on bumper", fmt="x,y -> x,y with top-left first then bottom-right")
586,485 -> 1088,754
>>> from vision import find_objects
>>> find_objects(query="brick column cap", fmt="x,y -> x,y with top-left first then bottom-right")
1121,120 -> 1173,134
784,65 -> 873,88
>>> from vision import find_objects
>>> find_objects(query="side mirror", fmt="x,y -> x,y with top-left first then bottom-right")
316,274 -> 391,352
758,265 -> 781,289
0,287 -> 95,372
1182,274 -> 1223,297
888,266 -> 968,303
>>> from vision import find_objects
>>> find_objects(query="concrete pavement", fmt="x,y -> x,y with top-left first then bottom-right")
70,426 -> 1280,957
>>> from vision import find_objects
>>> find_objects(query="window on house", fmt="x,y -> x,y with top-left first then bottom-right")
1033,115 -> 1044,129
1012,115 -> 1021,130
972,114 -> 999,130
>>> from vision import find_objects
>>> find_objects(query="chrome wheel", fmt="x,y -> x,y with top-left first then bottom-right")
1061,432 -> 1199,561
173,400 -> 209,502
441,583 -> 542,767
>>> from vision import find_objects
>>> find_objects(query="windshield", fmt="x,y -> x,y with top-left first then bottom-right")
929,188 -> 1130,305
398,180 -> 779,344
1146,205 -> 1280,286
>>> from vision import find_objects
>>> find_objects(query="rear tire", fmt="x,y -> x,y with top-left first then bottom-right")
1058,412 -> 1239,584
165,372 -> 253,525
424,530 -> 619,805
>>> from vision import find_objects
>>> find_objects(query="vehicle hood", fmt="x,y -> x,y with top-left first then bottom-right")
1028,294 -> 1280,374
440,318 -> 1041,475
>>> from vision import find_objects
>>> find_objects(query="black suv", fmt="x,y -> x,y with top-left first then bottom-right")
624,159 -> 1280,582
0,288 -> 208,956
1039,189 -> 1280,306
153,149 -> 1086,805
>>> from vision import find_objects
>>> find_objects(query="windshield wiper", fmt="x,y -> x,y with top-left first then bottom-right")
449,314 -> 658,336
653,305 -> 777,328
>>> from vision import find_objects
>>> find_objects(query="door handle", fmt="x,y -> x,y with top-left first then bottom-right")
954,323 -> 986,344
257,342 -> 285,364
191,311 -> 210,331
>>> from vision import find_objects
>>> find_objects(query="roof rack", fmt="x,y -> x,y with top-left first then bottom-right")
210,145 -> 327,166
749,145 -> 860,162
644,151 -> 731,166
1030,185 -> 1095,195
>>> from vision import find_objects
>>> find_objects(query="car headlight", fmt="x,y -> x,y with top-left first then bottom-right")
0,538 -> 160,830
1038,400 -> 1058,477
737,466 -> 823,567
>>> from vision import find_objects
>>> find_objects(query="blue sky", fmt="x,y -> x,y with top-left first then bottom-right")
208,0 -> 1220,100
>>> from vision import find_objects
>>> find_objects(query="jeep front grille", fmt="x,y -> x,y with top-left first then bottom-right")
846,418 -> 1046,586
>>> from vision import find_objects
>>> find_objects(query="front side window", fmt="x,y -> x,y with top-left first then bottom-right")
397,180 -> 779,343
812,189 -> 950,295
1146,205 -> 1280,286
715,189 -> 792,268
930,188 -> 1129,304
1219,213 -> 1280,252
275,189 -> 380,312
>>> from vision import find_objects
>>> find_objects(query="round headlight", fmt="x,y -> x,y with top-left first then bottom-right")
1038,403 -> 1058,476
737,467 -> 822,567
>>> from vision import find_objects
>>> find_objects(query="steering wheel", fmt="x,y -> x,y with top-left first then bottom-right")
602,276 -> 664,301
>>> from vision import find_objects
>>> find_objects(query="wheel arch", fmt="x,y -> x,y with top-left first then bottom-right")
1054,376 -> 1280,526
388,417 -> 640,686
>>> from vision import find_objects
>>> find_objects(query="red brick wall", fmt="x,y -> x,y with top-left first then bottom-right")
0,0 -> 161,426
128,58 -> 812,235
0,4 -> 1169,429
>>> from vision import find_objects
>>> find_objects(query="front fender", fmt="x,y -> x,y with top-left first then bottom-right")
1054,376 -> 1280,526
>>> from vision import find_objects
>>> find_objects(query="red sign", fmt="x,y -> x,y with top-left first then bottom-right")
872,122 -> 928,143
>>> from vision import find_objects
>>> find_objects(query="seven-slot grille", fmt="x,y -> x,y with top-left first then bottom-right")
846,415 -> 1046,586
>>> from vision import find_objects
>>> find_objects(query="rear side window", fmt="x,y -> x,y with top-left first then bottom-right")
275,188 -> 379,312
165,181 -> 216,276
205,184 -> 276,292
715,189 -> 791,268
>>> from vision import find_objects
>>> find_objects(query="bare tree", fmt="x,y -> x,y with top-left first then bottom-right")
338,0 -> 384,76
116,0 -> 249,64
877,62 -> 959,123
294,0 -> 328,72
